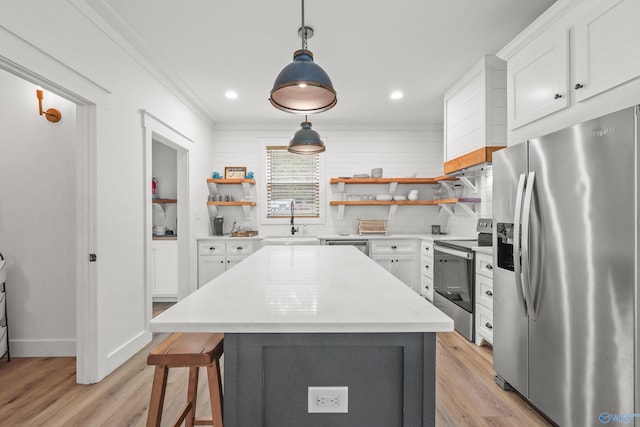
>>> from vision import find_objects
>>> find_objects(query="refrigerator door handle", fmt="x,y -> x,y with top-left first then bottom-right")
512,173 -> 529,317
521,171 -> 537,320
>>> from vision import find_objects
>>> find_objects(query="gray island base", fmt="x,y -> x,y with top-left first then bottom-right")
150,246 -> 453,427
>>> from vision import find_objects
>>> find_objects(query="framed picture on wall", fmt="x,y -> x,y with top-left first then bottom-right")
224,166 -> 247,179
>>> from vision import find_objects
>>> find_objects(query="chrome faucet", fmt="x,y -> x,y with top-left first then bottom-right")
290,201 -> 299,235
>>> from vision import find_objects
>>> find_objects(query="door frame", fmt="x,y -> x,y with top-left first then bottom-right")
141,111 -> 191,326
0,57 -> 99,383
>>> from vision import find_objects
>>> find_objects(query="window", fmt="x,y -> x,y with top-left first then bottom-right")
265,146 -> 321,219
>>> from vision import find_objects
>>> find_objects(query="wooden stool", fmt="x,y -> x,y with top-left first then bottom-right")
146,333 -> 224,427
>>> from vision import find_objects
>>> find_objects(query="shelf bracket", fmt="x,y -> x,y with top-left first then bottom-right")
458,176 -> 478,194
388,204 -> 398,219
439,204 -> 455,216
207,181 -> 218,195
207,204 -> 218,218
241,182 -> 252,198
242,204 -> 252,219
457,202 -> 478,217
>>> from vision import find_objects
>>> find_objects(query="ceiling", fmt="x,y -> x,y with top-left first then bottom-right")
87,0 -> 555,126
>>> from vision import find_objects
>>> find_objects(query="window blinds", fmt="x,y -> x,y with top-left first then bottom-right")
266,146 -> 320,218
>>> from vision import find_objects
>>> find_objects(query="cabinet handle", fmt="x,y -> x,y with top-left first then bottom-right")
425,265 -> 430,269
220,260 -> 224,264
209,247 -> 216,250
391,245 -> 397,249
485,322 -> 493,330
554,93 -> 563,100
425,247 -> 430,252
237,246 -> 243,250
575,83 -> 584,90
486,264 -> 493,270
485,290 -> 493,297
426,285 -> 430,290
227,260 -> 230,263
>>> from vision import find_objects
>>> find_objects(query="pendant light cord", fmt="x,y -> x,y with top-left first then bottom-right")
301,0 -> 307,50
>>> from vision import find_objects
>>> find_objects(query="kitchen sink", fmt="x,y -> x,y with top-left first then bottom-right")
261,236 -> 320,246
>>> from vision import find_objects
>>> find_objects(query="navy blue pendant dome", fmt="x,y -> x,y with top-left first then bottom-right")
270,49 -> 337,114
270,0 -> 337,114
287,121 -> 326,154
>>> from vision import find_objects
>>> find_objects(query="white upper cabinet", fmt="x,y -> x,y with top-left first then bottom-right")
507,28 -> 569,129
443,56 -> 507,174
499,0 -> 640,134
573,0 -> 640,102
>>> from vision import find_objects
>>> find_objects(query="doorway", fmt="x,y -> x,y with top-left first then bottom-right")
0,63 -> 97,383
142,112 -> 191,328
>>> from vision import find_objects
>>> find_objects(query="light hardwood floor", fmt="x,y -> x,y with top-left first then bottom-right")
0,330 -> 552,426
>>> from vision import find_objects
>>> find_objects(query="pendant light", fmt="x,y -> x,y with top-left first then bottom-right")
270,0 -> 337,114
288,116 -> 325,154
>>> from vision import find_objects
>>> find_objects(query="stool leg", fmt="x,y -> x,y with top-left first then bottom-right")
206,358 -> 224,427
185,366 -> 199,427
147,366 -> 169,427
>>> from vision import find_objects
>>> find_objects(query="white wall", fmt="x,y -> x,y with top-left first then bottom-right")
0,71 -> 77,356
0,1 -> 216,381
206,124 -> 461,236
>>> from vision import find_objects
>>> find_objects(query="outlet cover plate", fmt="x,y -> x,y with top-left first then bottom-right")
308,386 -> 348,413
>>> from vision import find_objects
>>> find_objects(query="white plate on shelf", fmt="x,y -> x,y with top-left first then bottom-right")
375,195 -> 393,201
393,196 -> 407,201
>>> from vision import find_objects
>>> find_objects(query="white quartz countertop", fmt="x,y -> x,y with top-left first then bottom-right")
151,246 -> 453,334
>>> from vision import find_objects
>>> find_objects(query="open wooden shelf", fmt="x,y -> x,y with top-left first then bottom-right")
152,199 -> 177,204
207,178 -> 255,185
330,200 -> 438,206
329,176 -> 455,185
207,201 -> 256,206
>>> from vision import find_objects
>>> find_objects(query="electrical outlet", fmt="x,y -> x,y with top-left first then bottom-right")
308,386 -> 348,413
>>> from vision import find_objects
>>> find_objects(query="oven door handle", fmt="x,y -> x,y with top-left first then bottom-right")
434,245 -> 473,260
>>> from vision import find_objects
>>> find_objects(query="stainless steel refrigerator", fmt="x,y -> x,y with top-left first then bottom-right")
493,106 -> 639,427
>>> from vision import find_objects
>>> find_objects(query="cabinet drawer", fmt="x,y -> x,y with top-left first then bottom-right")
421,276 -> 434,302
370,240 -> 418,255
476,305 -> 494,345
198,242 -> 225,255
421,241 -> 434,258
476,274 -> 494,310
226,242 -> 255,255
422,258 -> 433,279
475,253 -> 494,279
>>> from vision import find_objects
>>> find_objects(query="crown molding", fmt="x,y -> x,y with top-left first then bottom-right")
70,0 -> 218,128
497,0 -> 583,61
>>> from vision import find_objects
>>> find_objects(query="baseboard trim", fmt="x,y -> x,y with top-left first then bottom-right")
105,330 -> 152,375
10,338 -> 76,357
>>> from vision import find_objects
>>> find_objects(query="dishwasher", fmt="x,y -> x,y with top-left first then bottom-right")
324,239 -> 370,257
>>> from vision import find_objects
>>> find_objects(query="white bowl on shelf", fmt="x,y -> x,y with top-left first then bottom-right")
375,195 -> 393,201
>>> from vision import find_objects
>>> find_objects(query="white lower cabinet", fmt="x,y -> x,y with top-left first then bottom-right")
420,240 -> 435,302
474,251 -> 494,346
370,239 -> 420,293
151,241 -> 178,301
198,240 -> 259,287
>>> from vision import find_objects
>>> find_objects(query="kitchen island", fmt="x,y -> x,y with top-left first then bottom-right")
151,245 -> 453,427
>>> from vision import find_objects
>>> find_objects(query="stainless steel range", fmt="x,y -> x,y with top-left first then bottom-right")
433,219 -> 492,341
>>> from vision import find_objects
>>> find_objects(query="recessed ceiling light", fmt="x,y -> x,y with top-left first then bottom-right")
390,91 -> 404,100
225,90 -> 239,100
